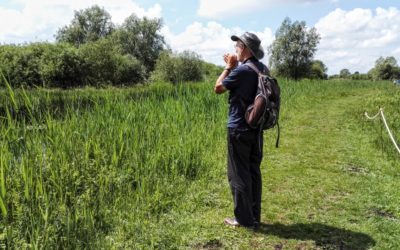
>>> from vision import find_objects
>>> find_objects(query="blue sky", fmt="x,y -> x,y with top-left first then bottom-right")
1,0 -> 399,75
136,0 -> 397,33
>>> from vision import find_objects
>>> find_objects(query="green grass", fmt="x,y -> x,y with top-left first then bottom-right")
0,79 -> 399,249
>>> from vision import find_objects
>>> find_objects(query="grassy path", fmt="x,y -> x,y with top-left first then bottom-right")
177,83 -> 399,249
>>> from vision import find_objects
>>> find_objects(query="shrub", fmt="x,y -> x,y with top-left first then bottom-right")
0,43 -> 47,87
78,39 -> 146,86
39,43 -> 85,88
177,51 -> 203,82
113,54 -> 146,86
0,40 -> 146,88
152,50 -> 204,84
202,61 -> 223,81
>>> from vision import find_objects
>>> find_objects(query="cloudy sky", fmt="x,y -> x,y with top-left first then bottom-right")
0,0 -> 399,75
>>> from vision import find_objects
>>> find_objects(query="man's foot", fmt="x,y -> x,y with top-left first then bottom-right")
252,221 -> 260,230
224,218 -> 240,227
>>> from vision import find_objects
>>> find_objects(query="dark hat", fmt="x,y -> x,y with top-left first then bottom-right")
231,32 -> 264,60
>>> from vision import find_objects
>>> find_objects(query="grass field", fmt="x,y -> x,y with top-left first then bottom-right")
0,79 -> 399,249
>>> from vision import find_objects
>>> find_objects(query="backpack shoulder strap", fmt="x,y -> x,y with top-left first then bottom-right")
245,62 -> 261,75
246,61 -> 271,75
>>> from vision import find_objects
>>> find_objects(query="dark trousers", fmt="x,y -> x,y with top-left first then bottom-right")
227,128 -> 263,227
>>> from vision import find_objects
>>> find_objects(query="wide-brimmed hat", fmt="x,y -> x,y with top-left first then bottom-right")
231,32 -> 264,60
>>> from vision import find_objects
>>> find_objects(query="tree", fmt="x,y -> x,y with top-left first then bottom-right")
393,67 -> 400,79
369,56 -> 399,80
339,68 -> 351,78
113,14 -> 165,75
269,17 -> 320,80
376,56 -> 397,67
351,71 -> 360,80
309,60 -> 327,79
56,5 -> 114,46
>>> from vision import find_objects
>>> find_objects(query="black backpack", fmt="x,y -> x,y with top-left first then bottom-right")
245,62 -> 281,147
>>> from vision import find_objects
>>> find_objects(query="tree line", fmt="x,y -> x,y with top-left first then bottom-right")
0,5 -> 221,88
0,6 -> 398,88
331,56 -> 400,81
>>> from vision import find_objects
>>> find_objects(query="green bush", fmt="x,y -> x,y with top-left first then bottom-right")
178,51 -> 204,82
39,43 -> 85,87
0,40 -> 146,88
151,51 -> 177,83
113,53 -> 146,86
0,45 -> 16,85
78,39 -> 146,86
0,43 -> 47,87
202,61 -> 223,81
151,50 -> 204,84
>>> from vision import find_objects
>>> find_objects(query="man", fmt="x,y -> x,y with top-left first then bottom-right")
214,32 -> 268,228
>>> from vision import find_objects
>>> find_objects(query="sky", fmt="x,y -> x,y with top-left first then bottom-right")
0,0 -> 399,75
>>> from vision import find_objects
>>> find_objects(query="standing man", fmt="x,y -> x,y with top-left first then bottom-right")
214,32 -> 268,228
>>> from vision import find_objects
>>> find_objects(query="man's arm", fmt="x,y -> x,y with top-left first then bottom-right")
214,54 -> 238,94
214,69 -> 230,94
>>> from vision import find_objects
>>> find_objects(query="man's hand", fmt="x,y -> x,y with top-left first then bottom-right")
224,54 -> 238,69
214,54 -> 237,94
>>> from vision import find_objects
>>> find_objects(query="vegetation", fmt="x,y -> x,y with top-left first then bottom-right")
2,5 -> 399,85
309,60 -> 328,80
368,56 -> 400,81
329,70 -> 371,81
339,68 -> 351,79
0,42 -> 218,88
0,76 -> 399,248
113,14 -> 165,74
0,5 -> 165,88
151,50 -> 214,84
1,10 -> 400,248
330,57 -> 400,81
56,5 -> 165,78
56,5 -> 115,47
268,18 -> 320,80
0,42 -> 145,88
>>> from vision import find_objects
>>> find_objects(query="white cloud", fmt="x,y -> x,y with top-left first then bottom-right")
161,21 -> 274,66
393,47 -> 400,56
0,0 -> 162,43
189,6 -> 400,75
197,0 -> 261,19
197,0 -> 322,19
315,7 -> 400,74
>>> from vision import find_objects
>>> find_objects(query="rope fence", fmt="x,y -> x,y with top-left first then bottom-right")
365,108 -> 400,155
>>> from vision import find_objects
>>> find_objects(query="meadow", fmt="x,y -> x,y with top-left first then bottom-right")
0,78 -> 399,249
